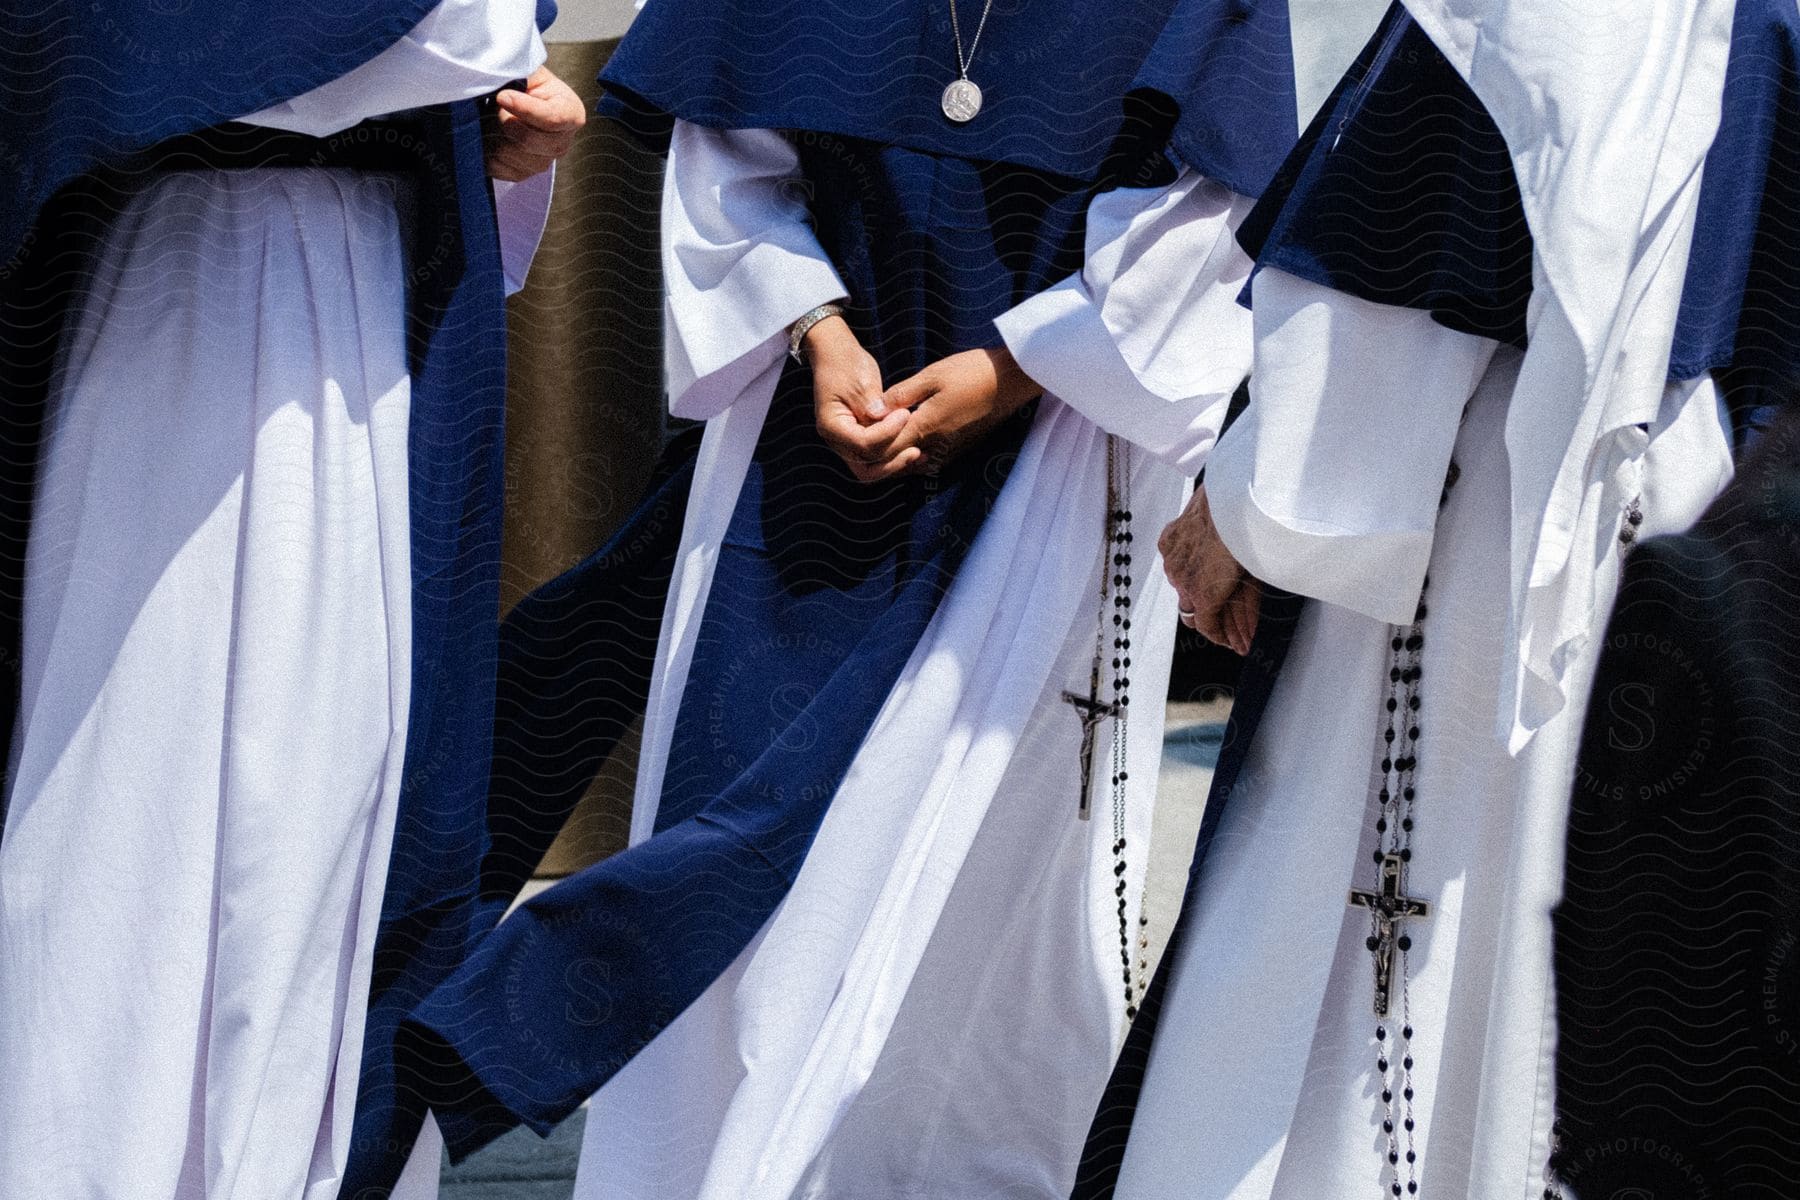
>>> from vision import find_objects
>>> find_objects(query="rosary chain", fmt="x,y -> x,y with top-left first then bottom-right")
1104,435 -> 1148,1019
1368,459 -> 1457,1199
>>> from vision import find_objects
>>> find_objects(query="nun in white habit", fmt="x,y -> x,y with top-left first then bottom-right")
0,2 -> 577,1195
1091,2 -> 1742,1198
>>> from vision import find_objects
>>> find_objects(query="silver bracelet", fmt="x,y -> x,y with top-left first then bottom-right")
788,302 -> 846,364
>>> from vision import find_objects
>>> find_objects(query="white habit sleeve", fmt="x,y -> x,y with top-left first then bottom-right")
1203,268 -> 1498,627
623,120 -> 848,841
661,121 -> 848,419
240,0 -> 547,136
994,171 -> 1257,475
239,0 -> 553,292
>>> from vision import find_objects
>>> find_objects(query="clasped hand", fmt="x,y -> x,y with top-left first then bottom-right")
808,316 -> 1039,484
486,66 -> 586,182
1160,485 -> 1260,656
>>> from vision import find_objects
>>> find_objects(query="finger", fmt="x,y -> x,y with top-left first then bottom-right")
1221,588 -> 1248,656
489,145 -> 554,181
496,84 -> 586,132
845,383 -> 889,423
881,373 -> 936,413
1192,573 -> 1235,648
1195,600 -> 1231,649
1222,577 -> 1261,655
498,111 -> 576,157
847,447 -> 924,483
1231,578 -> 1262,652
1176,589 -> 1200,630
487,155 -> 532,182
875,415 -> 938,471
818,405 -> 910,461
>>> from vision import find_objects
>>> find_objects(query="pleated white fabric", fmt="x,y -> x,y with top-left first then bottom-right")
1113,271 -> 1735,1200
0,169 -> 417,1200
0,8 -> 548,1195
569,126 -> 1254,1200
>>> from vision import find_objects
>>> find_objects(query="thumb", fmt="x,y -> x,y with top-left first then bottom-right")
846,376 -> 889,423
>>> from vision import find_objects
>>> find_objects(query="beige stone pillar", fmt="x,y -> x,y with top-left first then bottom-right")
500,37 -> 664,876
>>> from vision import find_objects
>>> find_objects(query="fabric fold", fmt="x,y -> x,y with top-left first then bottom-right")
1204,269 -> 1496,626
1397,0 -> 1735,748
997,171 -> 1256,474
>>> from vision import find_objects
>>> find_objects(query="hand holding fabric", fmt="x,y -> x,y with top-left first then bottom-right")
1160,485 -> 1259,655
488,66 -> 586,181
874,347 -> 1041,479
807,315 -> 915,482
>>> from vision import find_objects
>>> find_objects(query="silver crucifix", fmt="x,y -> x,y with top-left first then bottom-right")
1061,685 -> 1121,821
1347,852 -> 1431,1017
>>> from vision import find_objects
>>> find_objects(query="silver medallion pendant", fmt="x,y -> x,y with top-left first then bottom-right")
941,78 -> 983,123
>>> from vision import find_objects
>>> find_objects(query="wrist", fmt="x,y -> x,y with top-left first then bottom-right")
790,302 -> 850,364
986,345 -> 1040,415
803,314 -> 853,358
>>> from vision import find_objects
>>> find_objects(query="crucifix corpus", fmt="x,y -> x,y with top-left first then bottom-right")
1347,851 -> 1431,1016
1062,683 -> 1121,821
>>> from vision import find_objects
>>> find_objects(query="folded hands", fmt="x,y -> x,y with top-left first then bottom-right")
806,313 -> 1040,483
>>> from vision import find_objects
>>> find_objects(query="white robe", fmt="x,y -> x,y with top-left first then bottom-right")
0,7 -> 549,1198
1111,3 -> 1739,1191
1395,0 -> 1735,749
1111,272 -> 1735,1200
567,123 -> 1256,1200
